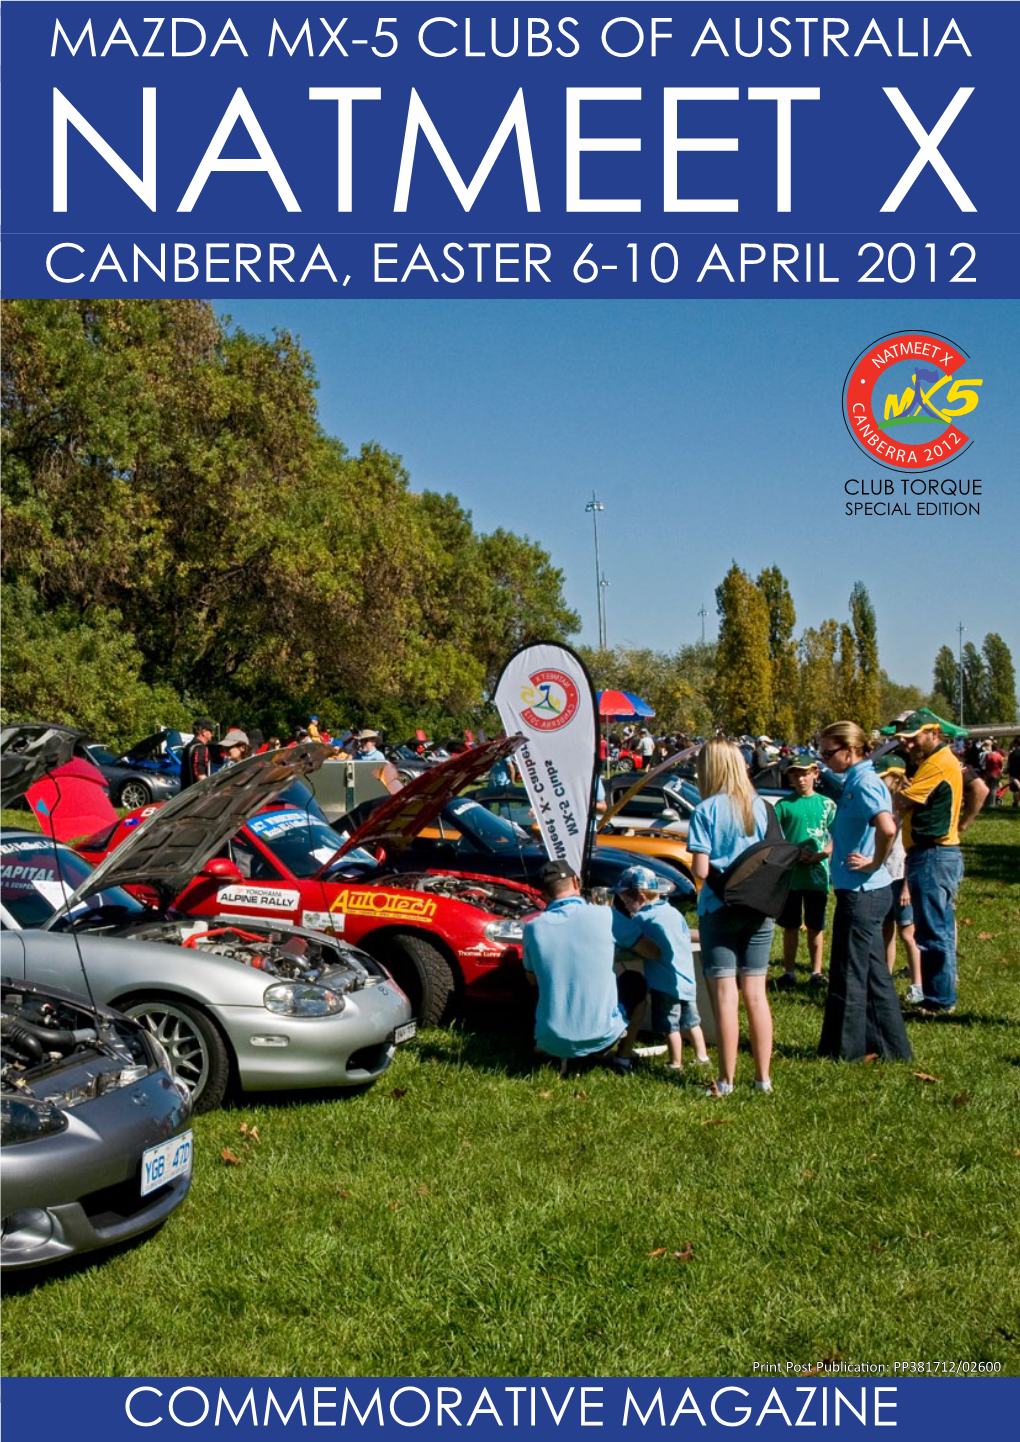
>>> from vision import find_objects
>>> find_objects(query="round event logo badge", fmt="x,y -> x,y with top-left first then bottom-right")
842,331 -> 981,472
520,670 -> 580,732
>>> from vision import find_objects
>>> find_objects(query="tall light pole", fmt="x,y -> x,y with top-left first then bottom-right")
585,492 -> 607,650
957,621 -> 965,726
698,604 -> 707,645
600,572 -> 610,647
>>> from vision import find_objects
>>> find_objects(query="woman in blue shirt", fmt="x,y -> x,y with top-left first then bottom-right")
817,720 -> 912,1062
688,740 -> 774,1095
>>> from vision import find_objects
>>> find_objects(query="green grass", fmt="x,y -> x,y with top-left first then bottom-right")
2,812 -> 1019,1377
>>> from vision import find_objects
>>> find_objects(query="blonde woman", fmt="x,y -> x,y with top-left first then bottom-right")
688,740 -> 774,1095
816,721 -> 911,1061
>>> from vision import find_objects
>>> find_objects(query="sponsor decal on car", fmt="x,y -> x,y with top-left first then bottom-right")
216,885 -> 299,911
248,810 -> 316,840
329,888 -> 437,922
459,942 -> 503,959
301,909 -> 343,934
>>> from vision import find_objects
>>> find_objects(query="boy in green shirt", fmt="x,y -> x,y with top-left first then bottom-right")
774,759 -> 836,989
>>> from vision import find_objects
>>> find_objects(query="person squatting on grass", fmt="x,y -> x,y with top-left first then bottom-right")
873,754 -> 924,1006
687,740 -> 775,1095
817,722 -> 912,1063
894,712 -> 965,1014
773,759 -> 836,991
610,864 -> 711,1073
522,859 -> 646,1076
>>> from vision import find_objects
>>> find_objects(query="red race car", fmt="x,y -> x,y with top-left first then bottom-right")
79,740 -> 540,1025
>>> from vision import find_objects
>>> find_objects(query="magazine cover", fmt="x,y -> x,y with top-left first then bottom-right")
2,1 -> 1017,1436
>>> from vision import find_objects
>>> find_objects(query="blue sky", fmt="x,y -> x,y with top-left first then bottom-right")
217,299 -> 1018,695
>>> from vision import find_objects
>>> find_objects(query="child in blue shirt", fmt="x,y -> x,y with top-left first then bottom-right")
611,865 -> 710,1071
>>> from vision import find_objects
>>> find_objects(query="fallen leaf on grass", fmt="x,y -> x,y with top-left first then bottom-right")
335,1188 -> 352,1200
802,1355 -> 842,1376
801,1169 -> 815,1179
573,1089 -> 589,1101
461,1139 -> 471,1149
863,1054 -> 880,1063
977,932 -> 995,940
416,1184 -> 431,1196
239,1122 -> 260,1144
389,1200 -> 401,1211
648,1247 -> 667,1257
912,1072 -> 941,1083
220,1149 -> 244,1166
867,1152 -> 879,1161
962,917 -> 973,926
700,1117 -> 732,1127
390,1088 -> 408,1099
537,1090 -> 553,1100
673,1243 -> 694,1262
951,1092 -> 971,1109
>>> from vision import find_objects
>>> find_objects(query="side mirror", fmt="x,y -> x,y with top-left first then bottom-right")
200,857 -> 243,883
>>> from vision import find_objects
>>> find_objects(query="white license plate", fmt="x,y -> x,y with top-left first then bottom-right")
141,1130 -> 194,1196
394,1022 -> 416,1044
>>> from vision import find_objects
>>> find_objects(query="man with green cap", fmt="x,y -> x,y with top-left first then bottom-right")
894,711 -> 964,1014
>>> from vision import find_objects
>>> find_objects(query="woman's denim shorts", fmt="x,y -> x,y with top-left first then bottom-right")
698,907 -> 775,978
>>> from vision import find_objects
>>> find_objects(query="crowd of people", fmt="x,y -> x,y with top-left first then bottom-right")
521,709 -> 996,1094
178,717 -> 391,787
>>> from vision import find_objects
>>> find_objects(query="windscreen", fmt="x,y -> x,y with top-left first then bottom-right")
0,835 -> 146,928
246,810 -> 375,878
443,799 -> 533,853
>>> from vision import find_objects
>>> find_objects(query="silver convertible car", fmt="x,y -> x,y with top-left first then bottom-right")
2,976 -> 193,1271
0,731 -> 413,1111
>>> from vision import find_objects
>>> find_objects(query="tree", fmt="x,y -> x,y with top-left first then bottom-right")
982,633 -> 1018,722
931,645 -> 959,721
713,564 -> 772,733
879,673 -> 927,722
847,582 -> 881,731
0,581 -> 190,747
756,566 -> 798,741
795,621 -> 839,740
961,642 -> 987,724
1,299 -> 582,739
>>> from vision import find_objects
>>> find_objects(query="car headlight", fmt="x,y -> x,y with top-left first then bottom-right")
484,919 -> 524,945
1,1096 -> 68,1145
263,983 -> 346,1017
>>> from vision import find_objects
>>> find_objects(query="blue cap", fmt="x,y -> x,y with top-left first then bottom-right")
615,864 -> 672,896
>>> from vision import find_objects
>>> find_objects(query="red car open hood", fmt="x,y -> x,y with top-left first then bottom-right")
44,743 -> 333,926
322,737 -> 523,869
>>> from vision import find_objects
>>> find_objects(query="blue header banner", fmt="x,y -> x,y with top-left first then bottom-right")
0,1376 -> 1016,1438
1,1 -> 1017,297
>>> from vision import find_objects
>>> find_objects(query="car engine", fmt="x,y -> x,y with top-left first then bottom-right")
1,985 -> 154,1112
125,920 -> 380,989
398,873 -> 539,919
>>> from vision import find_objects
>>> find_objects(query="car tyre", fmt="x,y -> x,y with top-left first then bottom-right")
616,757 -> 634,773
118,778 -> 151,809
385,935 -> 455,1027
120,997 -> 231,1112
396,769 -> 416,787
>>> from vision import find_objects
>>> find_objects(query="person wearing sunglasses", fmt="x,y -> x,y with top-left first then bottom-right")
817,720 -> 912,1063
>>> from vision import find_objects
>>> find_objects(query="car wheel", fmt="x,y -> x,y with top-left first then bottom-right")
617,757 -> 634,773
396,769 -> 416,787
384,936 -> 456,1027
118,778 -> 151,809
121,998 -> 231,1112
